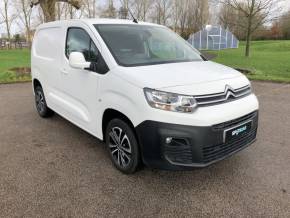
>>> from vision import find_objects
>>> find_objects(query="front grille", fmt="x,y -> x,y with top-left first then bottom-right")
212,111 -> 258,131
195,85 -> 252,106
164,138 -> 193,164
203,128 -> 257,163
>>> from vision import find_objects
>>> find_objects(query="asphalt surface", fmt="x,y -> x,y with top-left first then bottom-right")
0,82 -> 289,218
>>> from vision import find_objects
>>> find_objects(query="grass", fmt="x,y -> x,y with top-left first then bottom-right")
0,40 -> 289,83
0,49 -> 31,83
209,40 -> 290,83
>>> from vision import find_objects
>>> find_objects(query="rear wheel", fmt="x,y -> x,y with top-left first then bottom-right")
34,86 -> 54,118
105,119 -> 140,174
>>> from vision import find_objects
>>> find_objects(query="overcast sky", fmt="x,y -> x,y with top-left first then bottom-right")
282,0 -> 290,11
1,0 -> 290,35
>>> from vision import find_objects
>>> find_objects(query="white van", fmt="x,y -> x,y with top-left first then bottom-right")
32,19 -> 259,174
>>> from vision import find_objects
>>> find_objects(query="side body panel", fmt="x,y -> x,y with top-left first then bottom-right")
31,25 -> 64,104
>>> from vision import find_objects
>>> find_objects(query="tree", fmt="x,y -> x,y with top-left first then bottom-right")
197,0 -> 209,30
101,0 -> 117,18
16,0 -> 33,47
119,0 -> 129,19
30,0 -> 82,22
177,0 -> 189,38
56,2 -> 67,20
0,0 -> 17,48
140,0 -> 152,21
219,3 -> 245,39
152,0 -> 171,25
83,0 -> 97,18
187,0 -> 210,34
270,21 -> 282,39
171,0 -> 181,32
131,0 -> 143,19
131,0 -> 152,21
14,34 -> 21,44
219,3 -> 237,29
279,10 -> 290,39
222,0 -> 280,57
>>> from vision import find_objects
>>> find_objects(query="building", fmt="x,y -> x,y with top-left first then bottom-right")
188,25 -> 239,50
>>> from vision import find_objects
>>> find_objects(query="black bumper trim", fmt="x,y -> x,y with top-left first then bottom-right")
135,111 -> 258,170
165,139 -> 257,168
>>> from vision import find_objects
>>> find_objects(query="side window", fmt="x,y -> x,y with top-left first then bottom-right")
66,28 -> 99,62
89,41 -> 99,61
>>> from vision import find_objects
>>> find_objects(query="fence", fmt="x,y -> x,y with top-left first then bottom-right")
0,39 -> 30,49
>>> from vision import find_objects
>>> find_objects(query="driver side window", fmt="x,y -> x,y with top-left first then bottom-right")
66,27 -> 99,62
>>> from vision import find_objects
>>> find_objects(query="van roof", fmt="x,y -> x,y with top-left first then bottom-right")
37,18 -> 162,29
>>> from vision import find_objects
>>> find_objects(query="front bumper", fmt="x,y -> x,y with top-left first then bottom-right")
136,111 -> 258,170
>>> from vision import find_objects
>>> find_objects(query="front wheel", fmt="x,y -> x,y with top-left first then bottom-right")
34,86 -> 54,118
105,119 -> 140,174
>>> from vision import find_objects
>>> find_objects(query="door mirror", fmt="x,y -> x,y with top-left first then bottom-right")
69,52 -> 91,70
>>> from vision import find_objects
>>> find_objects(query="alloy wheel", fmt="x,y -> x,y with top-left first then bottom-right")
35,90 -> 45,114
108,127 -> 132,168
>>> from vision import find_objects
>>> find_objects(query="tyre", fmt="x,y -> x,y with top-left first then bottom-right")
34,86 -> 54,118
105,119 -> 140,174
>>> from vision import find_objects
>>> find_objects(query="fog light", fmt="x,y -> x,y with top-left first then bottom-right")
165,137 -> 173,144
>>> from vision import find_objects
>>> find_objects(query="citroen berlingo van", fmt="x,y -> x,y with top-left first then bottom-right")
31,19 -> 259,174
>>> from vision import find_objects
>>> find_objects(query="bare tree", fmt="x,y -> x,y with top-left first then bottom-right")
83,0 -> 97,18
0,0 -> 17,48
208,0 -> 221,24
200,0 -> 210,27
279,10 -> 290,39
58,3 -> 81,19
119,0 -> 129,19
56,2 -> 67,20
187,0 -> 210,34
131,0 -> 143,19
141,0 -> 152,21
131,0 -> 152,21
170,0 -> 211,38
30,0 -> 82,22
177,0 -> 189,37
219,3 -> 246,39
219,3 -> 237,29
222,0 -> 281,57
101,0 -> 117,18
68,4 -> 81,19
16,0 -> 33,47
33,5 -> 45,24
152,0 -> 171,25
171,0 -> 181,31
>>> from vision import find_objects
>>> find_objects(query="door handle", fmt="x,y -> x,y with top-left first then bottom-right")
61,69 -> 68,75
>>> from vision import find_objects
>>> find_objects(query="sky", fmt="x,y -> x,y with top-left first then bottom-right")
1,0 -> 290,35
282,0 -> 290,12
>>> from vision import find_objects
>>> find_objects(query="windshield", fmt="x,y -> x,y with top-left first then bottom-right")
94,24 -> 203,67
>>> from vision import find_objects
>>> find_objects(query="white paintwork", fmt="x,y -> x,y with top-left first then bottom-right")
31,19 -> 259,140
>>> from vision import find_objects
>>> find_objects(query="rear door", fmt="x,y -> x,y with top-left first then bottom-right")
32,26 -> 64,108
60,23 -> 103,133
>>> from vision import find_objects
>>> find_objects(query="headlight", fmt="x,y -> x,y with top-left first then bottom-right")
144,88 -> 197,113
